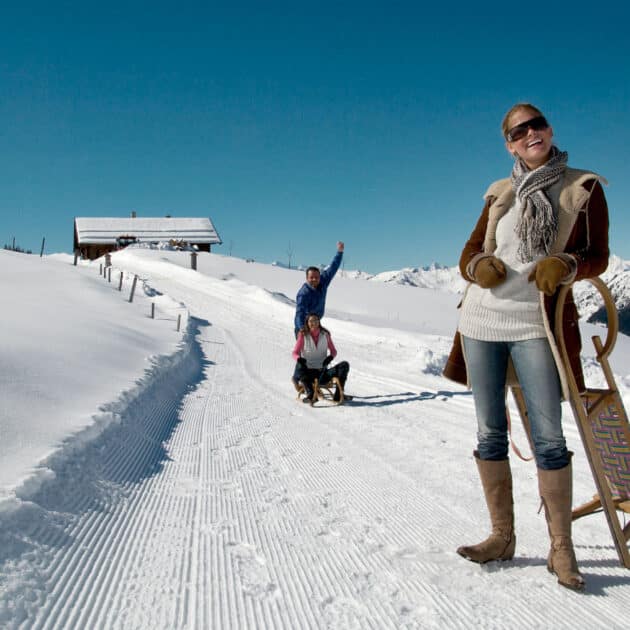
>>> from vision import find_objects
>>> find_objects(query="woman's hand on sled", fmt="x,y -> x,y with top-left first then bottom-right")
528,257 -> 570,296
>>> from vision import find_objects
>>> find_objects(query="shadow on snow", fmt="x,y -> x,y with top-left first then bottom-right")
347,389 -> 472,407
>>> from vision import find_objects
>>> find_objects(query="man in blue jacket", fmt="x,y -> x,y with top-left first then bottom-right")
294,242 -> 344,336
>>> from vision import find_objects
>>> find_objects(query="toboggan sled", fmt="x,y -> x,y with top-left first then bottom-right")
293,377 -> 345,406
512,277 -> 630,568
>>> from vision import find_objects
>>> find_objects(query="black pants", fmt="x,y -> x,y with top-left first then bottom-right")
293,361 -> 350,394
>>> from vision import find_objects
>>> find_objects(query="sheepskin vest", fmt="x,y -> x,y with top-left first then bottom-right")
444,167 -> 609,398
481,167 -> 605,256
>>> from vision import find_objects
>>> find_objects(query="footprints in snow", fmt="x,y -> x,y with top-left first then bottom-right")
226,542 -> 280,601
206,411 -> 429,627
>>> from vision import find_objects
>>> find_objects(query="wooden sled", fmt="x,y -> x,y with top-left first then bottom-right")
512,277 -> 630,568
293,377 -> 345,406
558,277 -> 630,568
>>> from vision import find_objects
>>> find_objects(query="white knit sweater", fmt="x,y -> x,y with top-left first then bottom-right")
458,195 -> 554,342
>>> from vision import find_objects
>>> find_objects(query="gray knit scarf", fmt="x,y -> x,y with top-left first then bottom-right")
511,145 -> 568,262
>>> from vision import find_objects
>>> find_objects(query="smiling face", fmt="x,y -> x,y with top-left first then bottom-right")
505,107 -> 554,170
306,269 -> 321,288
306,315 -> 320,331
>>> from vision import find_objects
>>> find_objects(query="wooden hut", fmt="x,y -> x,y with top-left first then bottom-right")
73,216 -> 222,260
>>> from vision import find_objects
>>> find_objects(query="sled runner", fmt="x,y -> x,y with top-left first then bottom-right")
293,377 -> 345,406
513,277 -> 630,568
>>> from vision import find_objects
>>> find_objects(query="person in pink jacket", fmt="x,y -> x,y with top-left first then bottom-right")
292,313 -> 350,403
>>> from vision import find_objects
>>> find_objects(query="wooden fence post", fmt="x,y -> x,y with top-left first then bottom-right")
177,313 -> 182,331
108,267 -> 112,282
129,275 -> 138,303
151,303 -> 155,319
118,271 -> 124,291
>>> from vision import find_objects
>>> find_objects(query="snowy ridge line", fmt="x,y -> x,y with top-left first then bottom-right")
82,259 -> 190,332
3,306 -> 194,514
0,316 -> 204,628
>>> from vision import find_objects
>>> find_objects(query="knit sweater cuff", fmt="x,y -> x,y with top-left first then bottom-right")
552,254 -> 578,285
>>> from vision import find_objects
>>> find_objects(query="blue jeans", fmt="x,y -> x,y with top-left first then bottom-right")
462,336 -> 569,470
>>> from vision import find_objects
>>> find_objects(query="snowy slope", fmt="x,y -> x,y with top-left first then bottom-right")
1,249 -> 630,629
0,250 -> 187,501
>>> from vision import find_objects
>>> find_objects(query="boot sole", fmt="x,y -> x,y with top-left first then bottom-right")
456,547 -> 514,564
547,566 -> 585,592
457,535 -> 515,564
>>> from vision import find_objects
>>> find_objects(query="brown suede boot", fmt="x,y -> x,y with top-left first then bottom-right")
457,453 -> 515,563
537,460 -> 585,591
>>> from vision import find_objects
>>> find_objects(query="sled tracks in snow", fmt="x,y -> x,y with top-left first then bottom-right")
3,319 -> 630,629
0,317 -> 207,629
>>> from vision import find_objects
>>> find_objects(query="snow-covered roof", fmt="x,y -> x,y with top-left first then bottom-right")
74,217 -> 222,245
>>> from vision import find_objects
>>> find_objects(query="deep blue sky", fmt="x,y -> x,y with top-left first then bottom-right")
2,2 -> 629,273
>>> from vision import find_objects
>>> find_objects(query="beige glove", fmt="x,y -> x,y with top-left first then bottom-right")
474,256 -> 507,288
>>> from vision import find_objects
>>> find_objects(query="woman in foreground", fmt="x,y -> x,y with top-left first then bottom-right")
443,103 -> 609,590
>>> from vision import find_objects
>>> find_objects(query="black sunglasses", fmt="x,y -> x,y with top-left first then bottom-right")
506,116 -> 549,142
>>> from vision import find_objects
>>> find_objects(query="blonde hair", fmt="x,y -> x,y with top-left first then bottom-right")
501,103 -> 545,138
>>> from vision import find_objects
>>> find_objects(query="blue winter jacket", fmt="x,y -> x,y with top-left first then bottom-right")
294,251 -> 343,333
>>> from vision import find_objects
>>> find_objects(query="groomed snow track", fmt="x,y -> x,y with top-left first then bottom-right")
2,253 -> 630,629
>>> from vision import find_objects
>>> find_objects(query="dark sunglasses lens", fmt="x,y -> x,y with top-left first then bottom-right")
508,126 -> 528,142
507,116 -> 548,141
531,116 -> 548,130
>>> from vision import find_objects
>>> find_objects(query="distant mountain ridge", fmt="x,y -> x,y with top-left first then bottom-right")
575,255 -> 630,334
272,260 -> 466,291
329,262 -> 465,292
351,255 -> 630,335
272,255 -> 630,334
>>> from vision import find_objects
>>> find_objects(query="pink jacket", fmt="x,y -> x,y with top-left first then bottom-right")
292,329 -> 337,362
